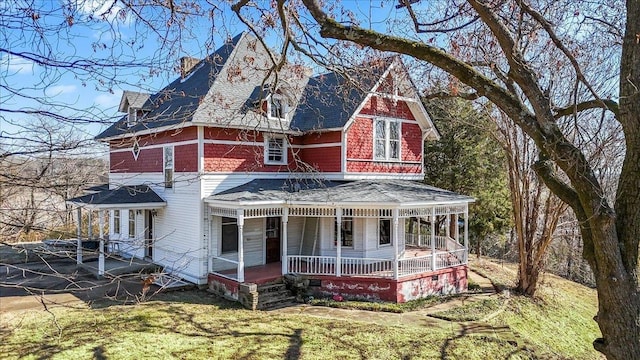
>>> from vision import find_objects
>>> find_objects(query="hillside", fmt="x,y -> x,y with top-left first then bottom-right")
0,258 -> 603,359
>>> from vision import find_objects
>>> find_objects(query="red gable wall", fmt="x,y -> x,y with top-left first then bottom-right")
346,96 -> 423,175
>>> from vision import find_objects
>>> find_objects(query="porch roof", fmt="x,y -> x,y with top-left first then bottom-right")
67,185 -> 167,210
205,179 -> 473,208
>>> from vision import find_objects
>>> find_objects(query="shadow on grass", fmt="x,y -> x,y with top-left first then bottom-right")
440,323 -> 532,360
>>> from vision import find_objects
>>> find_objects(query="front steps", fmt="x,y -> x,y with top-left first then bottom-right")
257,280 -> 297,310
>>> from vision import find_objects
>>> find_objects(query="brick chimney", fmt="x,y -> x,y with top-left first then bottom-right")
180,56 -> 200,79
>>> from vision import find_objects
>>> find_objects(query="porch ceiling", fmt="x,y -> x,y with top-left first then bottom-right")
204,179 -> 473,209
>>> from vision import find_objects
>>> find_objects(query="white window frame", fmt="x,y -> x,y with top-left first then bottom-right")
128,210 -> 136,238
373,118 -> 401,161
127,107 -> 137,127
132,137 -> 140,160
163,146 -> 174,188
113,210 -> 121,234
264,135 -> 287,165
378,218 -> 392,247
267,94 -> 288,120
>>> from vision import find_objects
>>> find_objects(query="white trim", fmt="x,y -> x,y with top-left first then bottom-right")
68,202 -> 167,210
373,117 -> 402,161
263,135 -> 288,165
341,127 -> 348,173
163,145 -> 174,189
197,126 -> 204,174
290,142 -> 342,149
346,158 -> 422,165
111,139 -> 199,153
203,139 -> 262,147
98,122 -> 194,142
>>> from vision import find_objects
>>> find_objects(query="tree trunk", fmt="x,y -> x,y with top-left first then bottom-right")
516,259 -> 541,296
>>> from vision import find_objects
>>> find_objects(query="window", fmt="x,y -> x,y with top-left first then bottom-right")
264,136 -> 287,165
163,146 -> 173,188
334,217 -> 354,247
374,118 -> 401,161
113,210 -> 121,234
379,218 -> 392,246
127,107 -> 137,127
128,210 -> 136,238
221,217 -> 238,253
268,94 -> 287,119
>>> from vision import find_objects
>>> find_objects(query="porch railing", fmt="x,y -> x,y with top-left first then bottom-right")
405,234 -> 464,251
288,248 -> 467,279
398,255 -> 433,277
209,256 -> 239,280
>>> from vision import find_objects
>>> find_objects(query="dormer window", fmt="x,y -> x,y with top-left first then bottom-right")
264,136 -> 287,165
267,93 -> 288,120
374,118 -> 401,161
127,107 -> 138,127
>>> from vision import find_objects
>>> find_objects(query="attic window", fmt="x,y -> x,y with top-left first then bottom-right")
264,136 -> 287,165
267,94 -> 288,120
127,107 -> 137,127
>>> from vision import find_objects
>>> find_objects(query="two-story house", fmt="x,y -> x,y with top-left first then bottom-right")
69,32 -> 473,305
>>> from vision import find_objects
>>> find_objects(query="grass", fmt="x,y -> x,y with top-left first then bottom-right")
1,259 -> 604,360
1,291 -> 532,360
308,294 -> 451,313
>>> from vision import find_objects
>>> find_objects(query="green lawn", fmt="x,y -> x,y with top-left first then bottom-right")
1,259 -> 604,360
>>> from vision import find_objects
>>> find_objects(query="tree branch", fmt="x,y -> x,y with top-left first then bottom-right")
553,99 -> 619,119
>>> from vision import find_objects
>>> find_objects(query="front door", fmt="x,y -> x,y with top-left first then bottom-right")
145,210 -> 154,258
265,217 -> 281,263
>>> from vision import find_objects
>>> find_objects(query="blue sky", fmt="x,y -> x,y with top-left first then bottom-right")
1,1 -> 410,151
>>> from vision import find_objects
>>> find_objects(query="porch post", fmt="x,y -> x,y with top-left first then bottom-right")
237,209 -> 245,283
453,214 -> 459,243
87,210 -> 93,240
76,207 -> 83,264
417,217 -> 422,247
281,208 -> 289,275
445,213 -> 450,238
98,210 -> 105,277
335,208 -> 342,277
393,208 -> 399,280
431,207 -> 436,271
464,206 -> 469,264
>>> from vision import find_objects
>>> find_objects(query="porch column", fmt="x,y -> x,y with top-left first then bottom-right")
464,206 -> 469,264
76,207 -> 83,264
445,213 -> 450,238
87,210 -> 93,240
335,208 -> 342,277
98,210 -> 105,277
431,207 -> 436,271
417,217 -> 422,247
453,214 -> 459,243
237,209 -> 245,283
281,208 -> 289,275
392,208 -> 399,280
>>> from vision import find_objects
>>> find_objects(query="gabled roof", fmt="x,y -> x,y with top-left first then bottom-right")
118,91 -> 150,112
67,185 -> 166,209
205,179 -> 473,206
96,33 -> 244,140
290,59 -> 392,131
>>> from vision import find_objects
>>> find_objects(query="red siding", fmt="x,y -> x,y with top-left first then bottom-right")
301,131 -> 341,145
203,128 -> 264,142
402,122 -> 422,162
345,102 -> 423,174
110,127 -> 198,149
175,143 -> 198,172
359,97 -> 415,120
346,117 -> 374,160
203,143 -> 296,172
110,148 -> 163,173
300,147 -> 342,172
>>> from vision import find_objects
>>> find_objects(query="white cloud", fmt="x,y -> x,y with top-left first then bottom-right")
78,0 -> 132,25
94,92 -> 120,109
1,54 -> 36,75
45,84 -> 77,96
